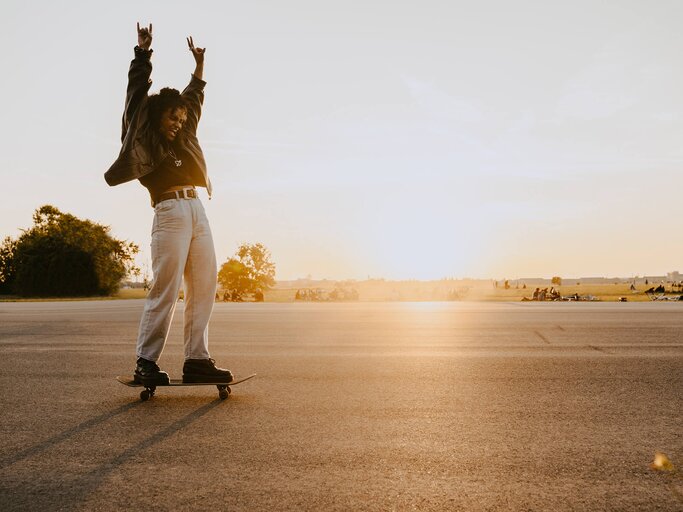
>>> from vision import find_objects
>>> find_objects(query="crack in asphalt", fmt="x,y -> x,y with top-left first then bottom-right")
534,331 -> 551,344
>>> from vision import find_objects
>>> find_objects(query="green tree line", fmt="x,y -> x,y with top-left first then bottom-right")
0,205 -> 138,297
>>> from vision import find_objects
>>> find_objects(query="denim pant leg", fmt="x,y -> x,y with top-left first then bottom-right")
136,200 -> 192,362
182,199 -> 217,360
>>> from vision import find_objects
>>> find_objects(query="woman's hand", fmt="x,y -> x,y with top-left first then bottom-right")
137,22 -> 153,50
187,36 -> 205,65
187,36 -> 205,80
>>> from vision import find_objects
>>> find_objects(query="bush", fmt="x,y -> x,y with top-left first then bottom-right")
0,205 -> 138,297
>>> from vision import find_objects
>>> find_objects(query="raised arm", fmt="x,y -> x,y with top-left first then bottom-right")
181,36 -> 207,136
187,36 -> 204,80
121,23 -> 154,142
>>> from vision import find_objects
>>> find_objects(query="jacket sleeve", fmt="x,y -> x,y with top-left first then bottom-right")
181,74 -> 206,136
121,47 -> 153,143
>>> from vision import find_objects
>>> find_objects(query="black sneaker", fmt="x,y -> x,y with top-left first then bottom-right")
134,357 -> 170,386
183,358 -> 233,383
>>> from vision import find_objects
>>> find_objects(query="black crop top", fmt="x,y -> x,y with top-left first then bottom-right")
138,147 -> 200,201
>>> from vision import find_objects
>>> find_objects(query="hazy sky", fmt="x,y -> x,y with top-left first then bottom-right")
2,0 -> 682,280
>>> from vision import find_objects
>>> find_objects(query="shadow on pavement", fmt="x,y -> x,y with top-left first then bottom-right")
1,400 -> 223,510
73,399 -> 223,507
0,401 -> 142,469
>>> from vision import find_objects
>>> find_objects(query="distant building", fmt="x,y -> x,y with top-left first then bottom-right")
667,271 -> 681,281
519,278 -> 553,285
576,277 -> 634,284
579,277 -> 610,284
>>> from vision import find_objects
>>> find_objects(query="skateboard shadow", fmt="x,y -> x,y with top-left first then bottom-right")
1,400 -> 224,510
0,401 -> 141,469
74,399 -> 223,507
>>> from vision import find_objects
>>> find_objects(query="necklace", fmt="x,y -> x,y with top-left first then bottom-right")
168,148 -> 182,167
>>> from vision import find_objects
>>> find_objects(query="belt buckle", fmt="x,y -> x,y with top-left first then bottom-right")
181,188 -> 194,200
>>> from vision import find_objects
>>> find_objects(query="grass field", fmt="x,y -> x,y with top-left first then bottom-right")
0,288 -> 149,302
1,283 -> 680,303
267,282 -> 683,303
470,283 -> 680,302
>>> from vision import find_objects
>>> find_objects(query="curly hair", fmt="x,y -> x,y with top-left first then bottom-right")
148,88 -> 189,139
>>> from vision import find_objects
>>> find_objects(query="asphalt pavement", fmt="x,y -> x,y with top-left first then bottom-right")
0,300 -> 681,511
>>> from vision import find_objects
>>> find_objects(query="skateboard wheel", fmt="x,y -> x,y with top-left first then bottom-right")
217,385 -> 229,399
140,389 -> 151,401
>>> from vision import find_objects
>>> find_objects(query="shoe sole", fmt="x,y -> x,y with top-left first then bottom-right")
134,375 -> 171,386
182,374 -> 233,384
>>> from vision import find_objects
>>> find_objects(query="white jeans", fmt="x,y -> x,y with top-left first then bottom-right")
136,197 -> 217,362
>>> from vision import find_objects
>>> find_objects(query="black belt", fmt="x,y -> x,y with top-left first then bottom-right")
152,188 -> 197,207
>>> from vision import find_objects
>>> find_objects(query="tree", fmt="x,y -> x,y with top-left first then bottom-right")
551,276 -> 562,286
218,242 -> 276,300
217,257 -> 250,299
0,236 -> 18,294
0,205 -> 139,297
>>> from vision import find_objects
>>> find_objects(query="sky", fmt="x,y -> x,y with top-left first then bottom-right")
1,0 -> 682,281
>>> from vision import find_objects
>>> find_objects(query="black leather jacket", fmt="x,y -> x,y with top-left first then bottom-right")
104,46 -> 212,196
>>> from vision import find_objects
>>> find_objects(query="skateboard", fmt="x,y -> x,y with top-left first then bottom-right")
116,374 -> 256,401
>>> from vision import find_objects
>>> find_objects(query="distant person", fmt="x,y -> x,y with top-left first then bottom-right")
104,23 -> 232,386
532,288 -> 540,300
254,290 -> 264,302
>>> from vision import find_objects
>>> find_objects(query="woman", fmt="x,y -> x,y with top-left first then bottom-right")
105,23 -> 231,386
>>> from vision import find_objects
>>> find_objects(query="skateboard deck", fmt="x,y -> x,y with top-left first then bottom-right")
117,374 -> 256,401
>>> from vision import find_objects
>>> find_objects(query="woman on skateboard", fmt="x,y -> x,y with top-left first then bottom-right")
105,23 -> 232,386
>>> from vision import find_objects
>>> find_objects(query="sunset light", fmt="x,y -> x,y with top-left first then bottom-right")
2,2 -> 682,510
2,0 -> 683,281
